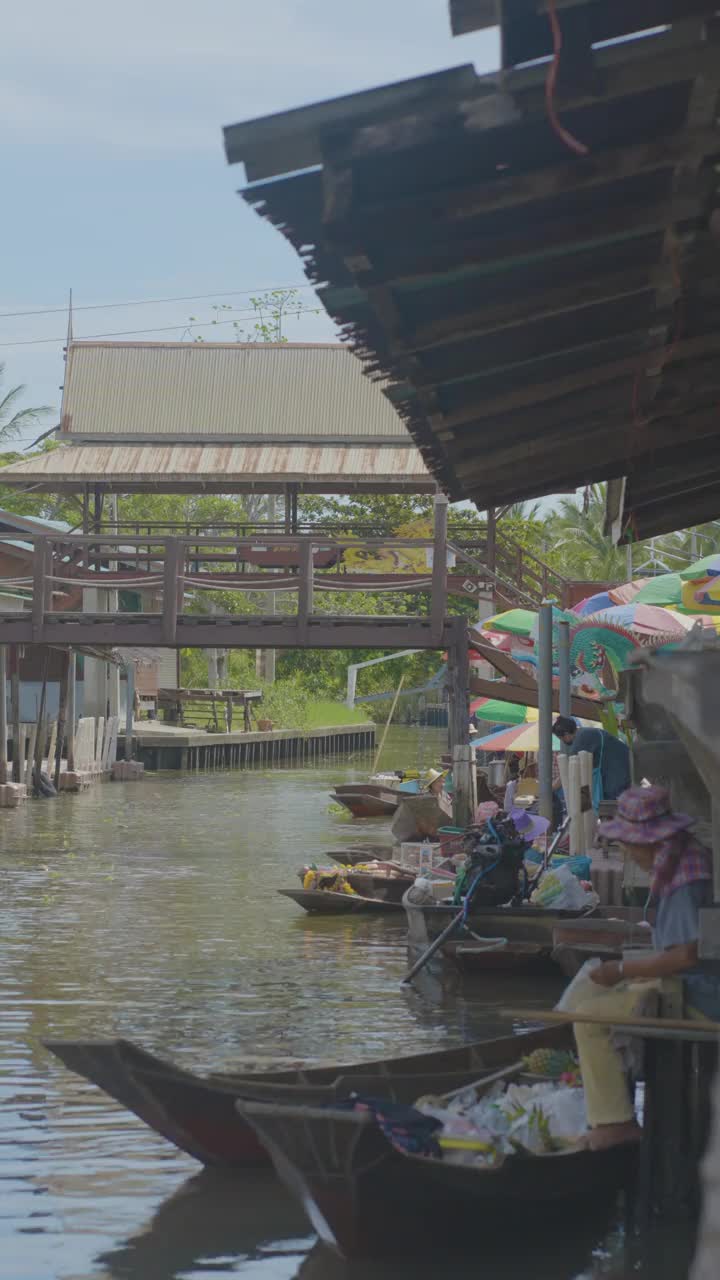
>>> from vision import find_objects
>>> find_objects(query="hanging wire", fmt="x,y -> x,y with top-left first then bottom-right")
545,0 -> 590,157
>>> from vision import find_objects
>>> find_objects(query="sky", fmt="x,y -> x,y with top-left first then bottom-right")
1,0 -> 499,446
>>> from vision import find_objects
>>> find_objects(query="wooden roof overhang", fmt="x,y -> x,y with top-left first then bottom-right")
229,11 -> 720,540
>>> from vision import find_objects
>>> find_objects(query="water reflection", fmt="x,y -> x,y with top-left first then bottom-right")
0,729 -> 697,1278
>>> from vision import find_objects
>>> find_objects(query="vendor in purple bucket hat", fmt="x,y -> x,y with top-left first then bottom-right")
566,785 -> 718,1153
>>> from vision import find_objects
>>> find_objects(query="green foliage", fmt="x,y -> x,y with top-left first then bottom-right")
0,364 -> 52,444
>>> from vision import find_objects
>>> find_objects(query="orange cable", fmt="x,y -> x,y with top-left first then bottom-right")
545,0 -> 589,157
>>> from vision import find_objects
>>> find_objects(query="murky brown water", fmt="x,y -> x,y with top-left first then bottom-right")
0,728 -> 696,1279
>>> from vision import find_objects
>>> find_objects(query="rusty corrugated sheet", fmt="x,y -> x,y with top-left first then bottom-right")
61,341 -> 411,443
0,442 -> 434,492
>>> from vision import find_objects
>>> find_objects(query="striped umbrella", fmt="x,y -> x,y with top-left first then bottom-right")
472,718 -> 593,754
573,590 -> 614,616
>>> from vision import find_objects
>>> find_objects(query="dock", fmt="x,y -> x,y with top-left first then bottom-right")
120,720 -> 376,771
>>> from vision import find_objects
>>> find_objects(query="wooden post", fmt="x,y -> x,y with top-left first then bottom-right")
67,651 -> 76,772
162,538 -> 181,645
10,646 -> 21,784
32,537 -> 49,640
430,493 -> 448,643
486,506 -> 496,575
447,617 -> 473,826
0,645 -> 7,785
54,650 -> 70,790
298,539 -> 314,634
32,650 -> 50,790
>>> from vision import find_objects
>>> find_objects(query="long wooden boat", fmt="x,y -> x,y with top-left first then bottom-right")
44,1025 -> 569,1170
278,887 -> 404,914
405,895 -> 598,951
551,912 -> 654,979
298,863 -> 419,904
236,1056 -> 634,1258
330,783 -> 401,818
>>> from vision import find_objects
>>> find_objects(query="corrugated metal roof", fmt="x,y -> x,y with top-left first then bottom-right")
0,443 -> 434,494
60,341 -> 412,443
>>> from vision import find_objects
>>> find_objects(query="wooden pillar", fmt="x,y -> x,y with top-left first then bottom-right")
54,649 -> 70,790
66,651 -> 76,772
0,645 -> 7,785
298,538 -> 314,636
430,493 -> 448,644
447,616 -> 473,826
10,646 -> 21,784
486,506 -> 497,576
162,539 -> 181,645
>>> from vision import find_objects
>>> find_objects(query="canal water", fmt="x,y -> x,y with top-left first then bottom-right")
0,728 -> 695,1279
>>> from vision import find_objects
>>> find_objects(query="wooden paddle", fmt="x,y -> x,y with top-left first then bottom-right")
501,1007 -> 720,1036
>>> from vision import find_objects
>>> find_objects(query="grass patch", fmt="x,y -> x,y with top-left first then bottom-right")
305,700 -> 372,729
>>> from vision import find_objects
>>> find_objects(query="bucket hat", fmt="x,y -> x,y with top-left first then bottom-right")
422,768 -> 447,790
598,785 -> 693,844
508,807 -> 550,843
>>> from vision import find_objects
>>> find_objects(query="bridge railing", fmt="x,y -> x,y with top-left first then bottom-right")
19,497 -> 451,644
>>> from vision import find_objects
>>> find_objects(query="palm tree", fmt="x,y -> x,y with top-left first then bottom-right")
0,364 -> 51,443
543,485 -> 628,581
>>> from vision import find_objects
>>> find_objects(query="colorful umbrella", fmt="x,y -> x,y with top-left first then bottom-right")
480,608 -> 537,638
573,590 -> 613,616
608,578 -> 651,605
586,603 -> 689,637
470,697 -> 539,726
679,553 -> 720,580
472,719 -> 593,753
632,574 -> 683,607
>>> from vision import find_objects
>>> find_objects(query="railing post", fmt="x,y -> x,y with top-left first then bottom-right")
431,492 -> 448,642
298,539 -> 314,635
162,538 -> 181,645
32,538 -> 49,639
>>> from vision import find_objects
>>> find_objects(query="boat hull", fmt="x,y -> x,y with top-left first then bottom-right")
278,888 -> 404,914
238,1084 -> 634,1257
330,788 -> 399,818
45,1026 -> 569,1169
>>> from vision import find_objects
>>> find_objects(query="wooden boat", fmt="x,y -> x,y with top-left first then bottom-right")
236,1053 -> 634,1258
446,939 -> 558,976
298,863 -> 415,901
278,887 -> 405,914
405,895 -> 598,952
330,784 -> 401,818
326,844 -> 395,866
45,1025 -> 569,1170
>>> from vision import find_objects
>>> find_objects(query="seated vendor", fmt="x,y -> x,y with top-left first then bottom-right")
569,786 -> 717,1150
424,768 -> 452,818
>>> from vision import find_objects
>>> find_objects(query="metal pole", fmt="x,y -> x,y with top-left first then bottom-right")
124,661 -> 134,760
558,617 -> 571,731
538,601 -> 554,823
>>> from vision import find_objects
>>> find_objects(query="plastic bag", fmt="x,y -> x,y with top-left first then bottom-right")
530,863 -> 598,911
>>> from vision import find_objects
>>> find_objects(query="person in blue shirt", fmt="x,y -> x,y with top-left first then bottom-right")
552,715 -> 630,802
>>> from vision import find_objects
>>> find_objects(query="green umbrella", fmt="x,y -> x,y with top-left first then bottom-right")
481,608 -> 537,637
470,696 -> 538,726
679,554 -> 720,581
633,573 -> 682,607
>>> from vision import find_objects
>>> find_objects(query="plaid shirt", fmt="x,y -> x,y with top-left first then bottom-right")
650,831 -> 712,900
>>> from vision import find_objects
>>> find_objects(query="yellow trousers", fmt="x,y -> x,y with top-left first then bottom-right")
572,984 -> 657,1126
570,982 -> 706,1127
